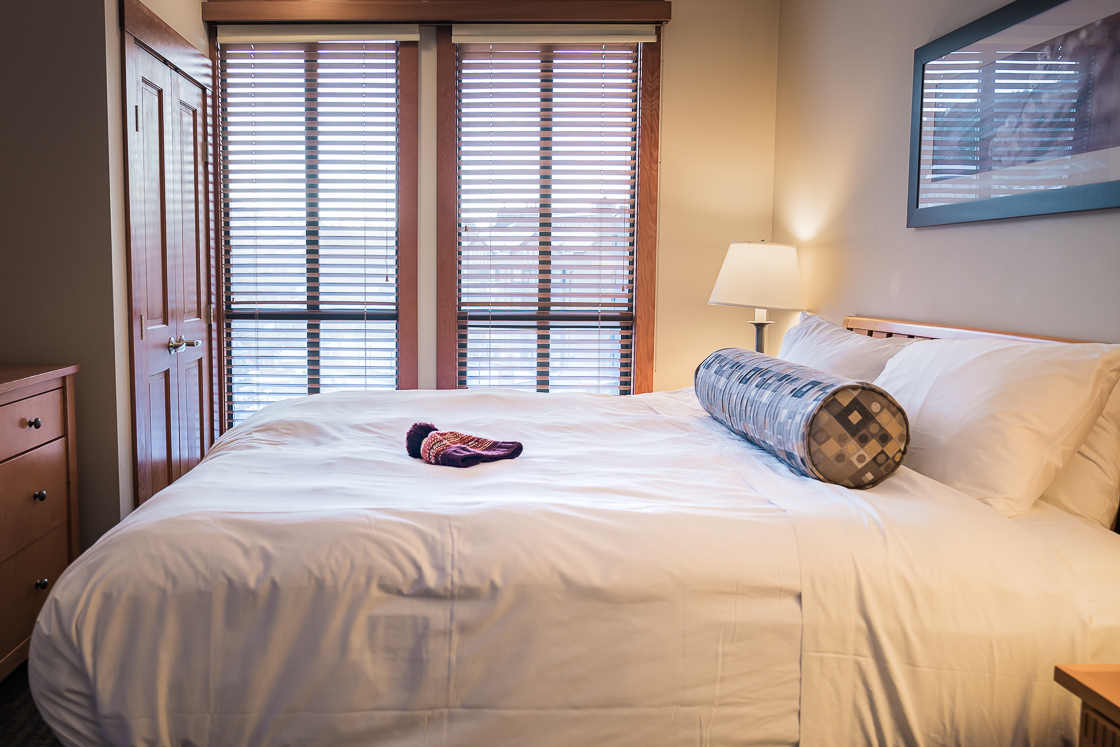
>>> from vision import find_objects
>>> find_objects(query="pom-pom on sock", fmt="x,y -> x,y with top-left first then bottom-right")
406,423 -> 523,468
406,422 -> 439,459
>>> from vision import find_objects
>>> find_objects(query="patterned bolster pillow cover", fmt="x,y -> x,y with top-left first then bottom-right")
694,348 -> 910,489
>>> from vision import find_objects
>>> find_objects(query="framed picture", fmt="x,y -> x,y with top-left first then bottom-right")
907,0 -> 1120,227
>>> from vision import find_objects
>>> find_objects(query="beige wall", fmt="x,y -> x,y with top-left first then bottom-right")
145,0 -> 208,52
653,0 -> 784,390
106,0 -> 137,527
772,0 -> 1120,344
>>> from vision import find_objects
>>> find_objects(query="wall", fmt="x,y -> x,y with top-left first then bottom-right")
653,0 -> 784,390
144,0 -> 208,52
772,0 -> 1120,343
106,0 -> 137,528
1,0 -> 131,548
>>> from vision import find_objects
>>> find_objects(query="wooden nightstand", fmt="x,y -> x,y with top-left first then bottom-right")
0,364 -> 80,681
1056,665 -> 1120,747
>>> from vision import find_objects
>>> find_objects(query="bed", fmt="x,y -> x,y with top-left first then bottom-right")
29,317 -> 1120,746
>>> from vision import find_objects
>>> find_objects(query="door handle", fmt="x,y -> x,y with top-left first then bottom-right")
168,335 -> 203,355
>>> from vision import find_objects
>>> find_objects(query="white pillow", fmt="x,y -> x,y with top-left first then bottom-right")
778,313 -> 913,382
872,338 -> 1120,517
1041,382 -> 1120,529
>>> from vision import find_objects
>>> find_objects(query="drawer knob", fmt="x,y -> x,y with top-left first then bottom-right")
35,578 -> 49,590
33,490 -> 47,502
27,417 -> 42,429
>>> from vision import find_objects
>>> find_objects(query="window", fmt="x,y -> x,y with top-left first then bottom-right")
438,29 -> 661,394
216,24 -> 660,422
219,39 -> 416,426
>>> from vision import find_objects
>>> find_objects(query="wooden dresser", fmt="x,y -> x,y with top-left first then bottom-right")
0,364 -> 80,681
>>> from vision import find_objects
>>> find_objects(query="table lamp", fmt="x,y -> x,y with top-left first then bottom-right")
708,241 -> 804,353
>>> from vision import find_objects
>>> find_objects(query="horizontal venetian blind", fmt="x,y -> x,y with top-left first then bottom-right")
456,42 -> 639,394
220,41 -> 400,426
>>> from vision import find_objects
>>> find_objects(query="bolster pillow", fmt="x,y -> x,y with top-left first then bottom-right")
694,348 -> 909,489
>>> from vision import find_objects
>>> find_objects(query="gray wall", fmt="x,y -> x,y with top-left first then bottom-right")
772,0 -> 1120,344
0,0 -> 132,548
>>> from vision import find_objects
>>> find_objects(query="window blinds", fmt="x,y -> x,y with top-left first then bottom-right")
220,41 -> 400,426
456,42 -> 640,394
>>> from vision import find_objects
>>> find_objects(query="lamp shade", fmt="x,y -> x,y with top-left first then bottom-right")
708,242 -> 804,311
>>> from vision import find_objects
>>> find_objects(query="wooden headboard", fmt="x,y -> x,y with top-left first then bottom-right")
843,316 -> 1084,344
842,315 -> 1115,533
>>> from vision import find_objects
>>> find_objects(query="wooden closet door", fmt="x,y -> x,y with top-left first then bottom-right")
125,35 -> 214,505
127,39 -> 180,502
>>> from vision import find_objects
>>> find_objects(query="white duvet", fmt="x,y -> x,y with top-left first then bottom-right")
30,388 -> 1100,746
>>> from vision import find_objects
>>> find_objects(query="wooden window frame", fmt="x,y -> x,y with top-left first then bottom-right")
435,27 -> 661,393
203,1 -> 671,25
634,28 -> 661,394
397,43 -> 420,390
206,1 -> 665,401
435,26 -> 458,390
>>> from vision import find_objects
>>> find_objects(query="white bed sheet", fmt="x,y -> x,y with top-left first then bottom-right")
30,387 -> 1101,746
1010,500 -> 1120,663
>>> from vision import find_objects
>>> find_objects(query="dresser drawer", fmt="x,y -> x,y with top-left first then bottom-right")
0,388 -> 64,463
0,439 -> 69,565
0,523 -> 69,661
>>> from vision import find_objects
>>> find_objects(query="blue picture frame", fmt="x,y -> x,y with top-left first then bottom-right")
907,0 -> 1120,227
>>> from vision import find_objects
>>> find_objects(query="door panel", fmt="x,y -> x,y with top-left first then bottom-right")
139,82 -> 169,329
182,358 -> 203,471
125,34 -> 214,506
178,100 -> 201,322
147,371 -> 172,496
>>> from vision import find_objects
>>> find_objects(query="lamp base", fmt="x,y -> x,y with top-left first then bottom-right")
751,320 -> 773,354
